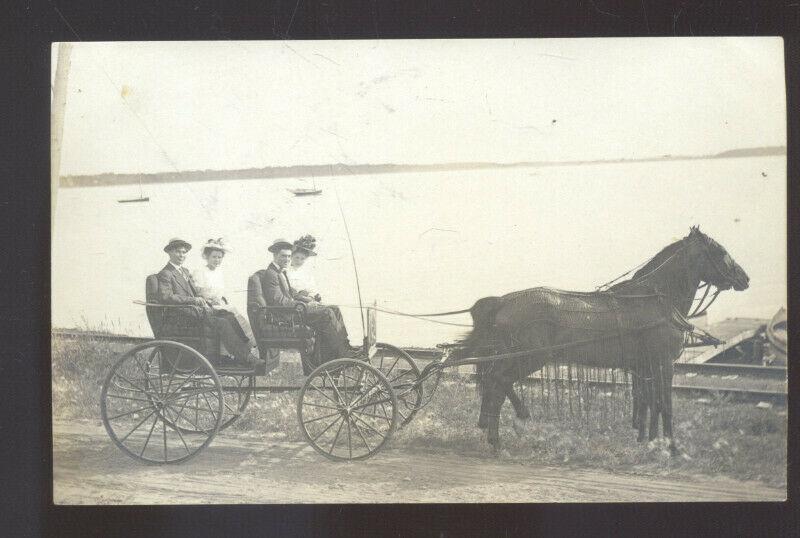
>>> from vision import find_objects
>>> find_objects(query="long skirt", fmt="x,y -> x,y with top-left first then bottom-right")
214,306 -> 256,347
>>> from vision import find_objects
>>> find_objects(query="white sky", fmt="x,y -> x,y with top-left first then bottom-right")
54,38 -> 786,176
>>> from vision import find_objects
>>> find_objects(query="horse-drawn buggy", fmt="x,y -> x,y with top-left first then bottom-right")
101,227 -> 750,463
100,275 -> 432,464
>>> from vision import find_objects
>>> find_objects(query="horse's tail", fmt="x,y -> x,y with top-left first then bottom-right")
445,296 -> 503,395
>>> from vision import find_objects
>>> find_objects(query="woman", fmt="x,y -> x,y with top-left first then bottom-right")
287,234 -> 321,302
192,238 -> 256,348
288,235 -> 358,351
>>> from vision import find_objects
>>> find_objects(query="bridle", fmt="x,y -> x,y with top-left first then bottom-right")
688,236 -> 746,318
597,234 -> 742,319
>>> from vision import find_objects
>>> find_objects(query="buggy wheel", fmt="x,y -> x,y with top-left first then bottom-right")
100,340 -> 223,464
370,343 -> 423,427
418,360 -> 444,409
162,373 -> 254,434
298,358 -> 398,461
217,374 -> 254,431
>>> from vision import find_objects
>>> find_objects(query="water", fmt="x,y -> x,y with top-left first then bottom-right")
53,156 -> 786,347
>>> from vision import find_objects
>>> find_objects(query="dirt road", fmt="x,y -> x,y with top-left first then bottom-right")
53,419 -> 784,504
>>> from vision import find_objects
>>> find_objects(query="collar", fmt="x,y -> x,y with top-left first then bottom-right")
169,261 -> 184,272
269,262 -> 288,273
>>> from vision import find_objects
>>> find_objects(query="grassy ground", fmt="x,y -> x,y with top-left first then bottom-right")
52,334 -> 787,489
394,374 -> 787,488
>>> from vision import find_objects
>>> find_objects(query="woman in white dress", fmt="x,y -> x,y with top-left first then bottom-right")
287,235 -> 321,302
192,238 -> 256,348
288,235 -> 354,348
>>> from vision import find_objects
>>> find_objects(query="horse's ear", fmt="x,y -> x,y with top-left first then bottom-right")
689,225 -> 700,235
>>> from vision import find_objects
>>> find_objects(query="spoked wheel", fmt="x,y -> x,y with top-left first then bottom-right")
369,343 -> 423,427
298,358 -> 398,461
218,374 -> 254,431
162,373 -> 254,434
100,340 -> 223,464
418,360 -> 444,409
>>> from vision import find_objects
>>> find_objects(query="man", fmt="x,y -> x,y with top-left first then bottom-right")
157,238 -> 263,367
247,239 -> 357,368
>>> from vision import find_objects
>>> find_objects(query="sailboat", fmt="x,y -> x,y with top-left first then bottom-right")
288,177 -> 322,197
118,177 -> 150,203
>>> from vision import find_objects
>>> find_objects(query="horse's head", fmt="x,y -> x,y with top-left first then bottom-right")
686,226 -> 750,291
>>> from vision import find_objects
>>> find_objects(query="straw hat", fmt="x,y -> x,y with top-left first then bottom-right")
268,238 -> 294,253
202,238 -> 230,254
163,238 -> 192,252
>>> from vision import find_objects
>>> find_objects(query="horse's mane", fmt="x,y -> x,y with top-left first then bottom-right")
630,236 -> 688,281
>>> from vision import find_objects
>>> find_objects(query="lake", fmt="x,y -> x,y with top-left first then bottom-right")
52,156 -> 786,347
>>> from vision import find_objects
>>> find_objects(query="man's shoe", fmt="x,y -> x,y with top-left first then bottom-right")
243,352 -> 266,368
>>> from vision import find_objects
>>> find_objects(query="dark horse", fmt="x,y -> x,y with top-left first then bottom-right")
448,227 -> 749,454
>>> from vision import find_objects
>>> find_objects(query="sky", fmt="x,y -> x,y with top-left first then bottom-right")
53,38 -> 786,176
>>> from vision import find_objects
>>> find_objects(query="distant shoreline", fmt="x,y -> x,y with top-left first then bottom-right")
59,145 -> 786,188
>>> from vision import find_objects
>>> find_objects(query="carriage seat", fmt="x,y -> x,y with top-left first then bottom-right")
250,304 -> 316,347
144,273 -> 204,339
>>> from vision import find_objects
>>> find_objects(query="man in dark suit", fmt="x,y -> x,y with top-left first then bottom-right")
158,238 -> 262,367
247,239 -> 356,366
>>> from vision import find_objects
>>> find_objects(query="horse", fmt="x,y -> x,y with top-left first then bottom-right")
448,227 -> 749,454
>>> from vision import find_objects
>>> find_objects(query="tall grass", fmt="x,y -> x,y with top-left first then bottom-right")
394,374 -> 787,488
52,333 -> 120,420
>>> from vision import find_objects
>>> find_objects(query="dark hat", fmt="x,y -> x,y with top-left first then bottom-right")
164,238 -> 192,252
268,238 -> 294,253
293,234 -> 318,256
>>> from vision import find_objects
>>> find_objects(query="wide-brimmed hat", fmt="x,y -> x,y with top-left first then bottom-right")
163,238 -> 192,252
293,234 -> 318,256
268,238 -> 294,253
202,238 -> 230,254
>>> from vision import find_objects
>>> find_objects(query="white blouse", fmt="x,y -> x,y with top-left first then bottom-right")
191,265 -> 227,304
286,264 -> 318,296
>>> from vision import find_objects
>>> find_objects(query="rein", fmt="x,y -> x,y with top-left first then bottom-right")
688,285 -> 721,318
336,304 -> 473,327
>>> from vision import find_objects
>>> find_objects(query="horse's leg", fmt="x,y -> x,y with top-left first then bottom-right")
660,360 -> 679,455
483,377 -> 507,449
631,373 -> 639,429
506,385 -> 531,420
636,378 -> 649,443
477,388 -> 489,429
647,364 -> 661,442
477,364 -> 490,429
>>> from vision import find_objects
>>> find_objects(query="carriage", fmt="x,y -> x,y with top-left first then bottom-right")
100,275 -> 440,464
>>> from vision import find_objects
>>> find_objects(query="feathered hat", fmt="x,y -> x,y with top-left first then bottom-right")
293,234 -> 318,256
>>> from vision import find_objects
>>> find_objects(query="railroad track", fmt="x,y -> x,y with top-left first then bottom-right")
52,330 -> 787,404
